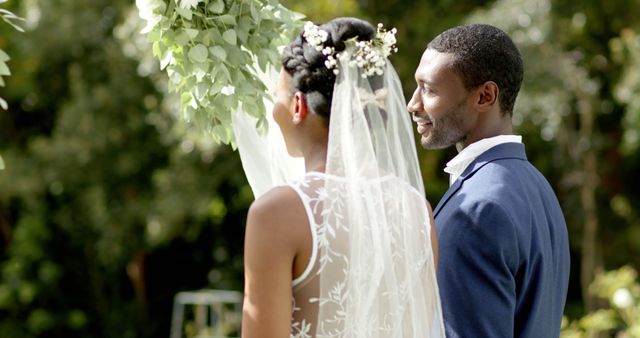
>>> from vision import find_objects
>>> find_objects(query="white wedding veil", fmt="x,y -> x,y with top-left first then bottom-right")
234,35 -> 444,338
232,65 -> 304,199
311,49 -> 445,337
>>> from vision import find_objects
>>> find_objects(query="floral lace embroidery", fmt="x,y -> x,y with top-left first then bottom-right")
290,297 -> 312,338
288,172 -> 436,337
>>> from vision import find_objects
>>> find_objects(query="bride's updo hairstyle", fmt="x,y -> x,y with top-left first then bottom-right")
281,17 -> 376,120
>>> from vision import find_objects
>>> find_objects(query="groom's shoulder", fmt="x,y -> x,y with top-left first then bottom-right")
451,159 -> 550,215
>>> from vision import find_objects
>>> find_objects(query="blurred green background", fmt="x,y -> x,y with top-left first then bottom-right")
1,0 -> 640,337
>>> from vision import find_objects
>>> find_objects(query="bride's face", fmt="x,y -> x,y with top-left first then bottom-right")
272,69 -> 301,156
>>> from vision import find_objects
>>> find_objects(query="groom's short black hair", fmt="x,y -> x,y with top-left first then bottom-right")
427,24 -> 523,116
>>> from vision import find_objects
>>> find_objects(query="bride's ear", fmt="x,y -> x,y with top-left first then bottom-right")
292,92 -> 308,124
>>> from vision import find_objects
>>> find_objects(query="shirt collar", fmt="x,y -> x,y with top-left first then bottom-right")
444,135 -> 523,186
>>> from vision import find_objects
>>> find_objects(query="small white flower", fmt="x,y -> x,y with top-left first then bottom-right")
178,0 -> 202,10
305,21 -> 399,78
384,32 -> 397,45
221,85 -> 235,96
612,288 -> 634,309
303,21 -> 328,51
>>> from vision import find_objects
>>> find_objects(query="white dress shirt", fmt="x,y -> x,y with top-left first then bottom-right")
444,135 -> 523,186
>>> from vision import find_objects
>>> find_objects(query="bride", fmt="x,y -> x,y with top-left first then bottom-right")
240,17 -> 445,338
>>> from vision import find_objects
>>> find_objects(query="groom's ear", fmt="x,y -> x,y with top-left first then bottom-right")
292,92 -> 309,124
475,81 -> 499,112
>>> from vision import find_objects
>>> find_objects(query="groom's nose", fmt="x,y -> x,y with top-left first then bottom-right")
407,87 -> 423,115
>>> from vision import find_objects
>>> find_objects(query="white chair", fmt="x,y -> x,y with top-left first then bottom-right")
170,289 -> 243,338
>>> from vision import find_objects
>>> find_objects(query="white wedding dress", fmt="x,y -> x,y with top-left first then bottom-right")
287,172 -> 444,338
234,51 -> 445,337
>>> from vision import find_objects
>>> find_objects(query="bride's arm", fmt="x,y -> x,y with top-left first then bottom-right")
241,187 -> 301,338
427,201 -> 439,271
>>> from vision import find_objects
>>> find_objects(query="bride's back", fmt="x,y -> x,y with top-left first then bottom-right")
288,172 -> 442,338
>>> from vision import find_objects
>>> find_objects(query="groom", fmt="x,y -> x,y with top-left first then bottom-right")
407,24 -> 570,337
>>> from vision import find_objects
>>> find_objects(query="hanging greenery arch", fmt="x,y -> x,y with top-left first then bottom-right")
136,0 -> 303,145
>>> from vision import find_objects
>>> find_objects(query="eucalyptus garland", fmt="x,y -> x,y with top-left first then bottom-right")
1,0 -> 25,111
136,0 -> 303,145
0,0 -> 25,169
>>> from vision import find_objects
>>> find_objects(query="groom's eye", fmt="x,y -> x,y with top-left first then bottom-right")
420,84 -> 432,95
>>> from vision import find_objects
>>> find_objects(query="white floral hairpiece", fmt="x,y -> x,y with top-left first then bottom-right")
302,21 -> 398,78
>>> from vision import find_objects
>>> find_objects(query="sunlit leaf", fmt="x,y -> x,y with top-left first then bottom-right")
209,46 -> 227,60
208,0 -> 225,14
222,29 -> 237,45
188,44 -> 208,63
216,14 -> 236,26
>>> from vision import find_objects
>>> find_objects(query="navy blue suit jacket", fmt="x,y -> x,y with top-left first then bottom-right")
434,142 -> 570,338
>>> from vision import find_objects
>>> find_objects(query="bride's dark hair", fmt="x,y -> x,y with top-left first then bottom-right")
281,17 -> 375,120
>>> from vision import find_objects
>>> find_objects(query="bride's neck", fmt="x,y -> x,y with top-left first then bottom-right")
296,114 -> 328,173
302,142 -> 327,173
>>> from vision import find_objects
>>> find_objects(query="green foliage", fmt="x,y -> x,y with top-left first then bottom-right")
0,0 -> 25,169
1,0 -> 640,337
0,1 -> 249,337
0,0 -> 24,109
612,29 -> 640,155
136,0 -> 303,145
561,266 -> 640,337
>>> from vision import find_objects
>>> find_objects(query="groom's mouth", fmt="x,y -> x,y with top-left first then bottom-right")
413,116 -> 433,135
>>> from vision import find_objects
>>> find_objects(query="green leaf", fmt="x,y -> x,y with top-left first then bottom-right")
209,46 -> 227,61
0,154 -> 4,170
0,62 -> 10,76
222,30 -> 237,45
192,62 -> 208,81
184,28 -> 199,39
0,49 -> 9,62
160,50 -> 173,70
175,6 -> 192,20
147,29 -> 161,42
208,0 -> 224,14
187,44 -> 208,63
175,31 -> 191,46
220,64 -> 232,82
194,83 -> 209,101
215,14 -> 236,26
250,3 -> 261,24
0,97 -> 7,110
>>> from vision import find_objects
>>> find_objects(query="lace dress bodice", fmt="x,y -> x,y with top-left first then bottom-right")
286,172 -> 443,338
288,173 -> 323,338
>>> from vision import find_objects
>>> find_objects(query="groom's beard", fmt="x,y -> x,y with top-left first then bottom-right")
419,99 -> 467,150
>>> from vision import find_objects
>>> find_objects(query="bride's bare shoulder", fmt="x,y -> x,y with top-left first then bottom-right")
249,185 -> 302,216
246,186 -> 307,240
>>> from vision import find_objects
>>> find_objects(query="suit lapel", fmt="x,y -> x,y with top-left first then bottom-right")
433,179 -> 463,218
433,142 -> 528,219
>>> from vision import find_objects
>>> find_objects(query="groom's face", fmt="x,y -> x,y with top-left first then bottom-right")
408,49 -> 476,149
